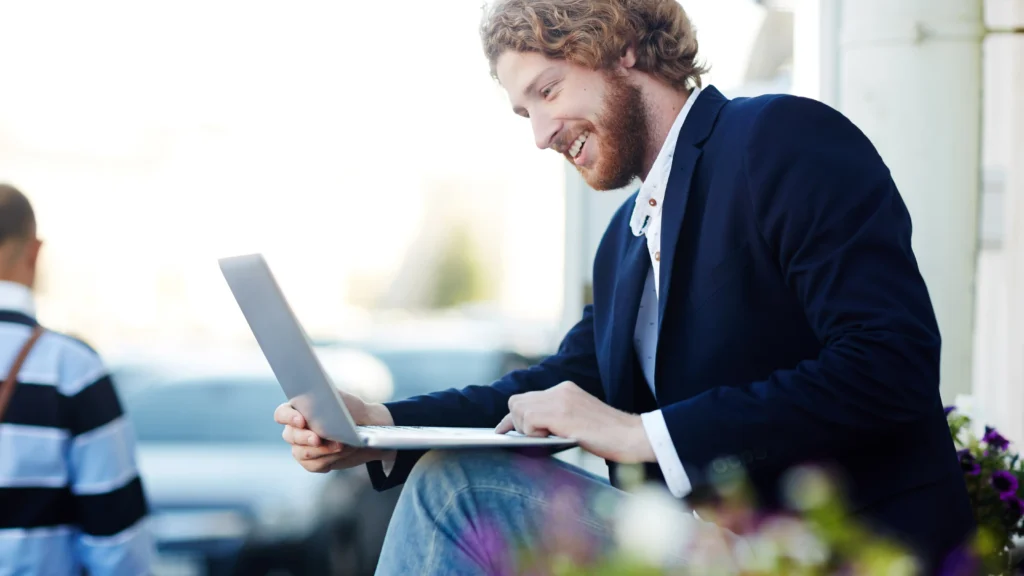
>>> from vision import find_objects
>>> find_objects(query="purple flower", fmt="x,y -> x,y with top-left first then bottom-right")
991,470 -> 1019,496
983,426 -> 1011,451
944,406 -> 956,416
459,518 -> 513,575
958,450 -> 981,476
1000,493 -> 1024,520
939,544 -> 981,576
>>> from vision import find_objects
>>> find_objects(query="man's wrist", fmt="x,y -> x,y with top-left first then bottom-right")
627,413 -> 657,463
364,403 -> 396,465
366,402 -> 395,427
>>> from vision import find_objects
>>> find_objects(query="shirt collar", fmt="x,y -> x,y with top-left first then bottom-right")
630,85 -> 703,237
0,280 -> 36,318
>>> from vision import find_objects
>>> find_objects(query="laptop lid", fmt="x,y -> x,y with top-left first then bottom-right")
218,253 -> 364,445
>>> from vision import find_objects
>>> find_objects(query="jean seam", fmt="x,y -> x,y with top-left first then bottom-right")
425,484 -> 614,574
423,488 -> 450,575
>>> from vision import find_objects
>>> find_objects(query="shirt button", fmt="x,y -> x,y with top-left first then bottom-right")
648,198 -> 657,207
655,251 -> 661,261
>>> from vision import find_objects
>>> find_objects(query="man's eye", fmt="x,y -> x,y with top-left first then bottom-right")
541,86 -> 554,98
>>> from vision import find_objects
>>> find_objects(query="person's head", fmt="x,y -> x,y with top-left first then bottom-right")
0,184 -> 42,288
481,0 -> 707,190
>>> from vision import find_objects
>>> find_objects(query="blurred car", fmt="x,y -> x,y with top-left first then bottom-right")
108,345 -> 393,576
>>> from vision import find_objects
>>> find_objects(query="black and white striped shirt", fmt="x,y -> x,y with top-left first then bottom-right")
0,281 -> 153,575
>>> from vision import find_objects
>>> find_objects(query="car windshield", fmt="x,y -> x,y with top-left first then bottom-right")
120,377 -> 287,444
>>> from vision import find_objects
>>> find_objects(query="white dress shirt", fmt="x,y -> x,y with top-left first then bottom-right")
631,86 -> 703,498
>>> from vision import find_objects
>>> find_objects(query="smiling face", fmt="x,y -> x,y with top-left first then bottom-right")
496,50 -> 651,191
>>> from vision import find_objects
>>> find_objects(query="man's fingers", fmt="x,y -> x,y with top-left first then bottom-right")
495,413 -> 515,434
501,399 -> 554,437
295,447 -> 337,473
506,390 -> 541,411
524,425 -> 551,438
520,411 -> 551,437
282,425 -> 327,447
291,442 -> 344,462
292,443 -> 382,474
274,403 -> 306,429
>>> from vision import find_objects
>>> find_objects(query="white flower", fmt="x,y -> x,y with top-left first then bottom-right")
614,483 -> 696,566
613,484 -> 748,575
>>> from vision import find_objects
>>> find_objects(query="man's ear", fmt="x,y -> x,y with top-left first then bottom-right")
618,45 -> 637,70
24,238 -> 42,275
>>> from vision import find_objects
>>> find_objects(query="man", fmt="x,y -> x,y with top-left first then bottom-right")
0,184 -> 153,575
276,0 -> 974,572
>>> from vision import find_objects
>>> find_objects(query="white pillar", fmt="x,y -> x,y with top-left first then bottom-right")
837,0 -> 984,403
791,0 -> 841,106
561,167 -> 588,334
561,168 -> 633,334
1001,25 -> 1024,443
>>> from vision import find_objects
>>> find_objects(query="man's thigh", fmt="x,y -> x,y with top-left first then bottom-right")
404,448 -> 622,543
389,449 -> 726,573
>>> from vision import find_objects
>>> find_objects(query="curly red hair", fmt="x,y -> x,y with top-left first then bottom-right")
481,0 -> 707,90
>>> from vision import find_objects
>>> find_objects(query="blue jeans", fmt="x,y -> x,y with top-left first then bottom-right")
373,449 -> 736,575
374,449 -> 619,575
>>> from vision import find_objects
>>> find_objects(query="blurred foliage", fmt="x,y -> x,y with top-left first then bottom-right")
505,461 -> 929,573
428,224 -> 491,309
495,410 -> 1024,575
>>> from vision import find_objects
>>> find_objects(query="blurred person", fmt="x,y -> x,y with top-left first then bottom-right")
276,0 -> 974,573
0,184 -> 153,575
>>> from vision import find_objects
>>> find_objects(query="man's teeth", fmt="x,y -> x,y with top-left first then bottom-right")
569,132 -> 589,158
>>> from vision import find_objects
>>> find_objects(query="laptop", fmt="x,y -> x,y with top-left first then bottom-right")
218,253 -> 577,450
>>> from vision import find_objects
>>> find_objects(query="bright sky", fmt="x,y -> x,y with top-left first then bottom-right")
0,0 -> 768,351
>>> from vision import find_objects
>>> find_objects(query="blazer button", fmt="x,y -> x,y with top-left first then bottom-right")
741,451 -> 754,464
648,198 -> 657,207
755,449 -> 768,461
654,251 -> 661,262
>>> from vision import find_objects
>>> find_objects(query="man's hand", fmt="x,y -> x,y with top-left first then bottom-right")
274,389 -> 396,473
495,381 -> 657,464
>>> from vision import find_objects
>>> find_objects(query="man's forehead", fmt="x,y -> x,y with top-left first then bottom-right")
496,51 -> 563,90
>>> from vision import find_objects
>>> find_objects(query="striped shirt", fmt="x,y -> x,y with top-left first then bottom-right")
0,281 -> 153,575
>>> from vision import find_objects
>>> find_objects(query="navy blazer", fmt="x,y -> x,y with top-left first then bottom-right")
368,86 -> 973,566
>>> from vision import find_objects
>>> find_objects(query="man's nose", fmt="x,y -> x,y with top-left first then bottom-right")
531,115 -> 561,151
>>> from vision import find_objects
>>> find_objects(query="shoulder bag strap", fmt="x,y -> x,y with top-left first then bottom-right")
0,325 -> 45,423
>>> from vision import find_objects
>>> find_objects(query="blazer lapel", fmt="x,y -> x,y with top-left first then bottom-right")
657,85 -> 730,334
606,235 -> 650,414
656,144 -> 701,331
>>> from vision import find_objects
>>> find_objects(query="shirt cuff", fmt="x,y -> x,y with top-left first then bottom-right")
641,410 -> 693,498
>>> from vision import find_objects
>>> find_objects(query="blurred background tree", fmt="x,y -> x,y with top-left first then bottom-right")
428,224 -> 491,309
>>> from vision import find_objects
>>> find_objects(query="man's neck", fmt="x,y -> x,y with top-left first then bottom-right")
0,271 -> 32,289
0,279 -> 36,317
639,84 -> 692,181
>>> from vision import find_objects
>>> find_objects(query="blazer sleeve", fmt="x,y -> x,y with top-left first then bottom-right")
366,305 -> 604,490
659,96 -> 943,487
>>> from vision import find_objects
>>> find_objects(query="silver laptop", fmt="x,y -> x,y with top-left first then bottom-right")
218,253 -> 577,450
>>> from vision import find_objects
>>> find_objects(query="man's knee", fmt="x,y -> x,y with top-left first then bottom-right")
404,449 -> 589,505
407,449 -> 521,492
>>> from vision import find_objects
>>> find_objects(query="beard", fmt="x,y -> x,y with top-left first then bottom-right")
568,73 -> 650,191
